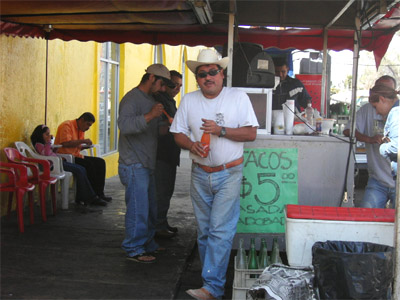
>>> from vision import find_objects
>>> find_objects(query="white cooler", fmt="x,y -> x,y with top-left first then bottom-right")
285,205 -> 395,267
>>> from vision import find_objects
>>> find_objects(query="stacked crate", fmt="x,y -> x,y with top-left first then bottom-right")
232,257 -> 264,300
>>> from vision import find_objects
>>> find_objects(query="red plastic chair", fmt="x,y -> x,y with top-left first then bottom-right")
0,162 -> 35,233
4,147 -> 58,222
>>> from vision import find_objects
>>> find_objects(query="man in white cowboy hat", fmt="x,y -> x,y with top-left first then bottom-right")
170,49 -> 259,299
118,63 -> 175,264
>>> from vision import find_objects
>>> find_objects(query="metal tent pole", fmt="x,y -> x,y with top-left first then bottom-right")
226,0 -> 235,88
321,28 -> 328,116
45,38 -> 48,124
394,120 -> 400,300
43,25 -> 52,125
344,13 -> 361,208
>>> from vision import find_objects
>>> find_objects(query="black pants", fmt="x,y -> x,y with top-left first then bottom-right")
75,156 -> 106,196
155,160 -> 177,230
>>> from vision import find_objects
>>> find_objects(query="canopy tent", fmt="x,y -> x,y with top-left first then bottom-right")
2,0 -> 400,296
1,0 -> 400,68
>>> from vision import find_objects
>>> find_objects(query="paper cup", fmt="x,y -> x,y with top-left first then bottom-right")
321,119 -> 335,134
272,110 -> 285,135
283,100 -> 295,135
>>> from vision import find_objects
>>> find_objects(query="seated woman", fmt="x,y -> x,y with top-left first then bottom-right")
30,124 -> 107,207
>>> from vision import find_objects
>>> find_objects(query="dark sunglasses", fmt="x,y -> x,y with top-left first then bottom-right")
197,69 -> 222,78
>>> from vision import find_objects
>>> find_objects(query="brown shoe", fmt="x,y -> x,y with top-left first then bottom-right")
186,288 -> 216,300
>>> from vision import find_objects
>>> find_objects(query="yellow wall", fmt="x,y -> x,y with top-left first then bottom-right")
163,45 -> 207,104
0,36 -> 99,214
0,34 -> 206,214
0,36 -> 97,156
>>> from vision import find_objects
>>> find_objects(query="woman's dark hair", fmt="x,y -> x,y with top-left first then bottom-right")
369,84 -> 398,103
30,124 -> 49,146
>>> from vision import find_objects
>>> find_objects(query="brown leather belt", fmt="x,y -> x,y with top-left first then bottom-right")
193,157 -> 244,173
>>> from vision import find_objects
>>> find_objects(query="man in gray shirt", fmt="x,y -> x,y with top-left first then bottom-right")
344,75 -> 397,208
118,64 -> 174,263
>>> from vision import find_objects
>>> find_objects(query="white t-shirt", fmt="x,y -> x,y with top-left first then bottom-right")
345,102 -> 394,188
170,87 -> 259,166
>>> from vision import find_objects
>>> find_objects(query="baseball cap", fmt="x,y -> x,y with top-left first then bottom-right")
145,64 -> 176,88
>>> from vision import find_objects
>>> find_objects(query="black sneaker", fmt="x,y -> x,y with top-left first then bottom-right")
99,194 -> 112,202
155,229 -> 176,239
167,224 -> 178,233
90,196 -> 107,206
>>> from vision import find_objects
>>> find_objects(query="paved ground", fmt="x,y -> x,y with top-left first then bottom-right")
1,151 -> 207,300
1,150 -> 364,299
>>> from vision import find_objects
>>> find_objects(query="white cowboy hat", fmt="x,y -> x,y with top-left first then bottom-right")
186,49 -> 229,74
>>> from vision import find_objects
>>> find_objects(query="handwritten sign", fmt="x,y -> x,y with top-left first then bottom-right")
237,148 -> 298,233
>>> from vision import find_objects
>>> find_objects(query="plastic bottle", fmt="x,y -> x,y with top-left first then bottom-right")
305,102 -> 314,126
333,123 -> 338,134
316,118 -> 322,133
162,109 -> 174,124
340,124 -> 345,135
258,238 -> 269,269
270,238 -> 283,264
200,132 -> 210,158
236,238 -> 247,269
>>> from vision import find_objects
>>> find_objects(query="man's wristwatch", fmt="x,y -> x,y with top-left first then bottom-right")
219,126 -> 227,137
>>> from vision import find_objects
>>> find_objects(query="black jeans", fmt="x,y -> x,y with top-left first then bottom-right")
75,156 -> 106,196
62,161 -> 96,203
155,160 -> 177,230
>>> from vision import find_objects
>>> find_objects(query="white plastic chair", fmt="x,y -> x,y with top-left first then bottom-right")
14,141 -> 74,210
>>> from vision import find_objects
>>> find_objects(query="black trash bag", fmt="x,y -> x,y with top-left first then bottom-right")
312,240 -> 394,300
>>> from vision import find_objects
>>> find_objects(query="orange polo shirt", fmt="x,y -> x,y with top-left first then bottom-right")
55,119 -> 85,158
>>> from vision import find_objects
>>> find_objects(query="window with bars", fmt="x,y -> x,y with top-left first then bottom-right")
99,42 -> 119,155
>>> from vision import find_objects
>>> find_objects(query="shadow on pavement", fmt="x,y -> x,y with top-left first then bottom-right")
1,152 -> 199,300
1,150 -> 364,299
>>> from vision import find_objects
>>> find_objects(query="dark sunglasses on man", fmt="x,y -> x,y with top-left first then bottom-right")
196,69 -> 222,79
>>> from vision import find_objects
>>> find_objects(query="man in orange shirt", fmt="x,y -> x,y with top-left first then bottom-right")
55,112 -> 111,206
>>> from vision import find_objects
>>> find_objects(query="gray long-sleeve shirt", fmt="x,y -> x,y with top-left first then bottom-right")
118,87 -> 160,169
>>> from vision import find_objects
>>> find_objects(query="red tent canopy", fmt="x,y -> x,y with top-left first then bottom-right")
1,1 -> 399,67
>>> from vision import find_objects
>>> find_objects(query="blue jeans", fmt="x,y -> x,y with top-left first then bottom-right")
359,177 -> 396,208
190,163 -> 243,298
119,163 -> 159,257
